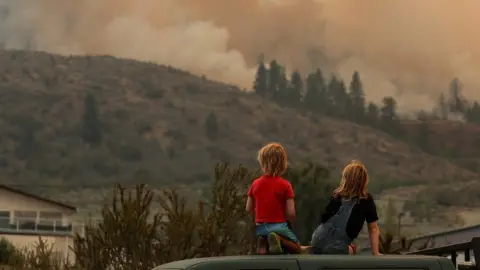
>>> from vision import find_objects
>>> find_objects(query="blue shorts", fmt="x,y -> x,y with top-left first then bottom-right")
255,222 -> 299,243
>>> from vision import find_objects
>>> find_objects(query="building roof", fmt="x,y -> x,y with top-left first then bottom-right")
409,224 -> 480,242
0,185 -> 77,212
358,224 -> 480,254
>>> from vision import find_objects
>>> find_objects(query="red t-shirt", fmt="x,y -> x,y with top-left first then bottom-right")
247,175 -> 294,223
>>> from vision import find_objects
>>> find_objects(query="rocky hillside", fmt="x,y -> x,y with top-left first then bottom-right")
0,50 -> 476,201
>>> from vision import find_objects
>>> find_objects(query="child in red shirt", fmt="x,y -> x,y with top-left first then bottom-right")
246,143 -> 301,254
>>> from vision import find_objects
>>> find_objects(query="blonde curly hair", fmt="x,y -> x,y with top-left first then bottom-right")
257,143 -> 288,176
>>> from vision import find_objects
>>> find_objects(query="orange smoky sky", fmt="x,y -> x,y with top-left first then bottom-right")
1,0 -> 480,112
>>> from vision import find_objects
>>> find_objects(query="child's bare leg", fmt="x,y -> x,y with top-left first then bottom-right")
278,235 -> 302,254
349,244 -> 356,255
301,245 -> 312,253
257,237 -> 267,254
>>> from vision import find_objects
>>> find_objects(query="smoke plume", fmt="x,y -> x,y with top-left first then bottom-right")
1,0 -> 480,112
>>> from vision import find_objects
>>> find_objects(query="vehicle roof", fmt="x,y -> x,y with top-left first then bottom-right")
154,254 -> 445,269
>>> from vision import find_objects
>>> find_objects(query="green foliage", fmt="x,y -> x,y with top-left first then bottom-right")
437,93 -> 448,120
285,162 -> 333,243
144,88 -> 164,99
268,60 -> 281,99
274,70 -> 289,105
81,93 -> 102,145
3,158 -> 452,268
286,71 -> 303,106
253,60 -> 267,98
0,238 -> 16,264
250,59 -> 480,161
72,163 -> 257,269
366,102 -> 379,128
384,198 -> 398,234
348,71 -> 366,123
367,177 -> 419,195
205,111 -> 219,140
74,184 -> 162,269
416,119 -> 430,152
304,69 -> 327,112
0,237 -> 71,270
466,101 -> 480,123
380,96 -> 402,137
10,116 -> 41,160
379,232 -> 413,254
418,184 -> 480,208
0,162 -> 338,268
402,200 -> 432,222
448,78 -> 467,114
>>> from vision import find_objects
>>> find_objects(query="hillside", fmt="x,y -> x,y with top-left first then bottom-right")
401,120 -> 480,172
0,50 -> 476,202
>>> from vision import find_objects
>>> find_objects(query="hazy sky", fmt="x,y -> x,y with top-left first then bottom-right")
1,0 -> 479,112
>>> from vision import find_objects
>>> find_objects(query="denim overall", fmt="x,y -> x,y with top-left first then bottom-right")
310,198 -> 358,254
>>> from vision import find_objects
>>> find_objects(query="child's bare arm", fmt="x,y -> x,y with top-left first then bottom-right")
367,221 -> 381,255
246,196 -> 254,214
285,198 -> 296,224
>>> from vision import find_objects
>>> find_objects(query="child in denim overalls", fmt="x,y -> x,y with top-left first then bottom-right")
311,160 -> 381,255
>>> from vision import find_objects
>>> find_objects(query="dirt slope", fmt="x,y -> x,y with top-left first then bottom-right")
0,50 -> 476,194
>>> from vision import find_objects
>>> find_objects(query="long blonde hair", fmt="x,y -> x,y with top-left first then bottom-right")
257,143 -> 287,176
333,160 -> 369,199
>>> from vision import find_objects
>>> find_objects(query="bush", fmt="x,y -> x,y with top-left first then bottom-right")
1,162 -> 335,269
0,237 -> 71,270
0,238 -> 17,264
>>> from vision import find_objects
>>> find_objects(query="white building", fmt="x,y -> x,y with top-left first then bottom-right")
0,184 -> 83,263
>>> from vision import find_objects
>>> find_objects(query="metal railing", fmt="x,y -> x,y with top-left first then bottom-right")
407,237 -> 480,268
0,217 -> 84,235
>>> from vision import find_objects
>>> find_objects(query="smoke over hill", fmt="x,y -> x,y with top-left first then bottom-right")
1,0 -> 479,112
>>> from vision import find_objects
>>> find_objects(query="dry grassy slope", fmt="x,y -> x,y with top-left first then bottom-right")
401,120 -> 480,172
0,50 -> 476,195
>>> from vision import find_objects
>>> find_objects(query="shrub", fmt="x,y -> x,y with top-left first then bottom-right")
205,112 -> 219,140
0,237 -> 71,270
1,162 -> 342,269
0,238 -> 17,264
71,163 -> 256,269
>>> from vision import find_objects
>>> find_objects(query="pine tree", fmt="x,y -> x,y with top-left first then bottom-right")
380,96 -> 402,137
304,72 -> 320,110
437,93 -> 448,120
286,71 -> 303,106
416,119 -> 430,152
337,80 -> 350,118
205,111 -> 219,140
366,102 -> 379,128
81,93 -> 102,145
449,78 -> 467,114
15,123 -> 36,159
276,70 -> 289,105
466,101 -> 480,123
267,60 -> 280,99
304,68 -> 327,113
314,68 -> 327,110
326,75 -> 338,115
253,61 -> 267,98
416,110 -> 430,121
348,71 -> 366,123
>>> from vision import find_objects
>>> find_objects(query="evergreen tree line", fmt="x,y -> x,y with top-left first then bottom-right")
253,60 -> 480,139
